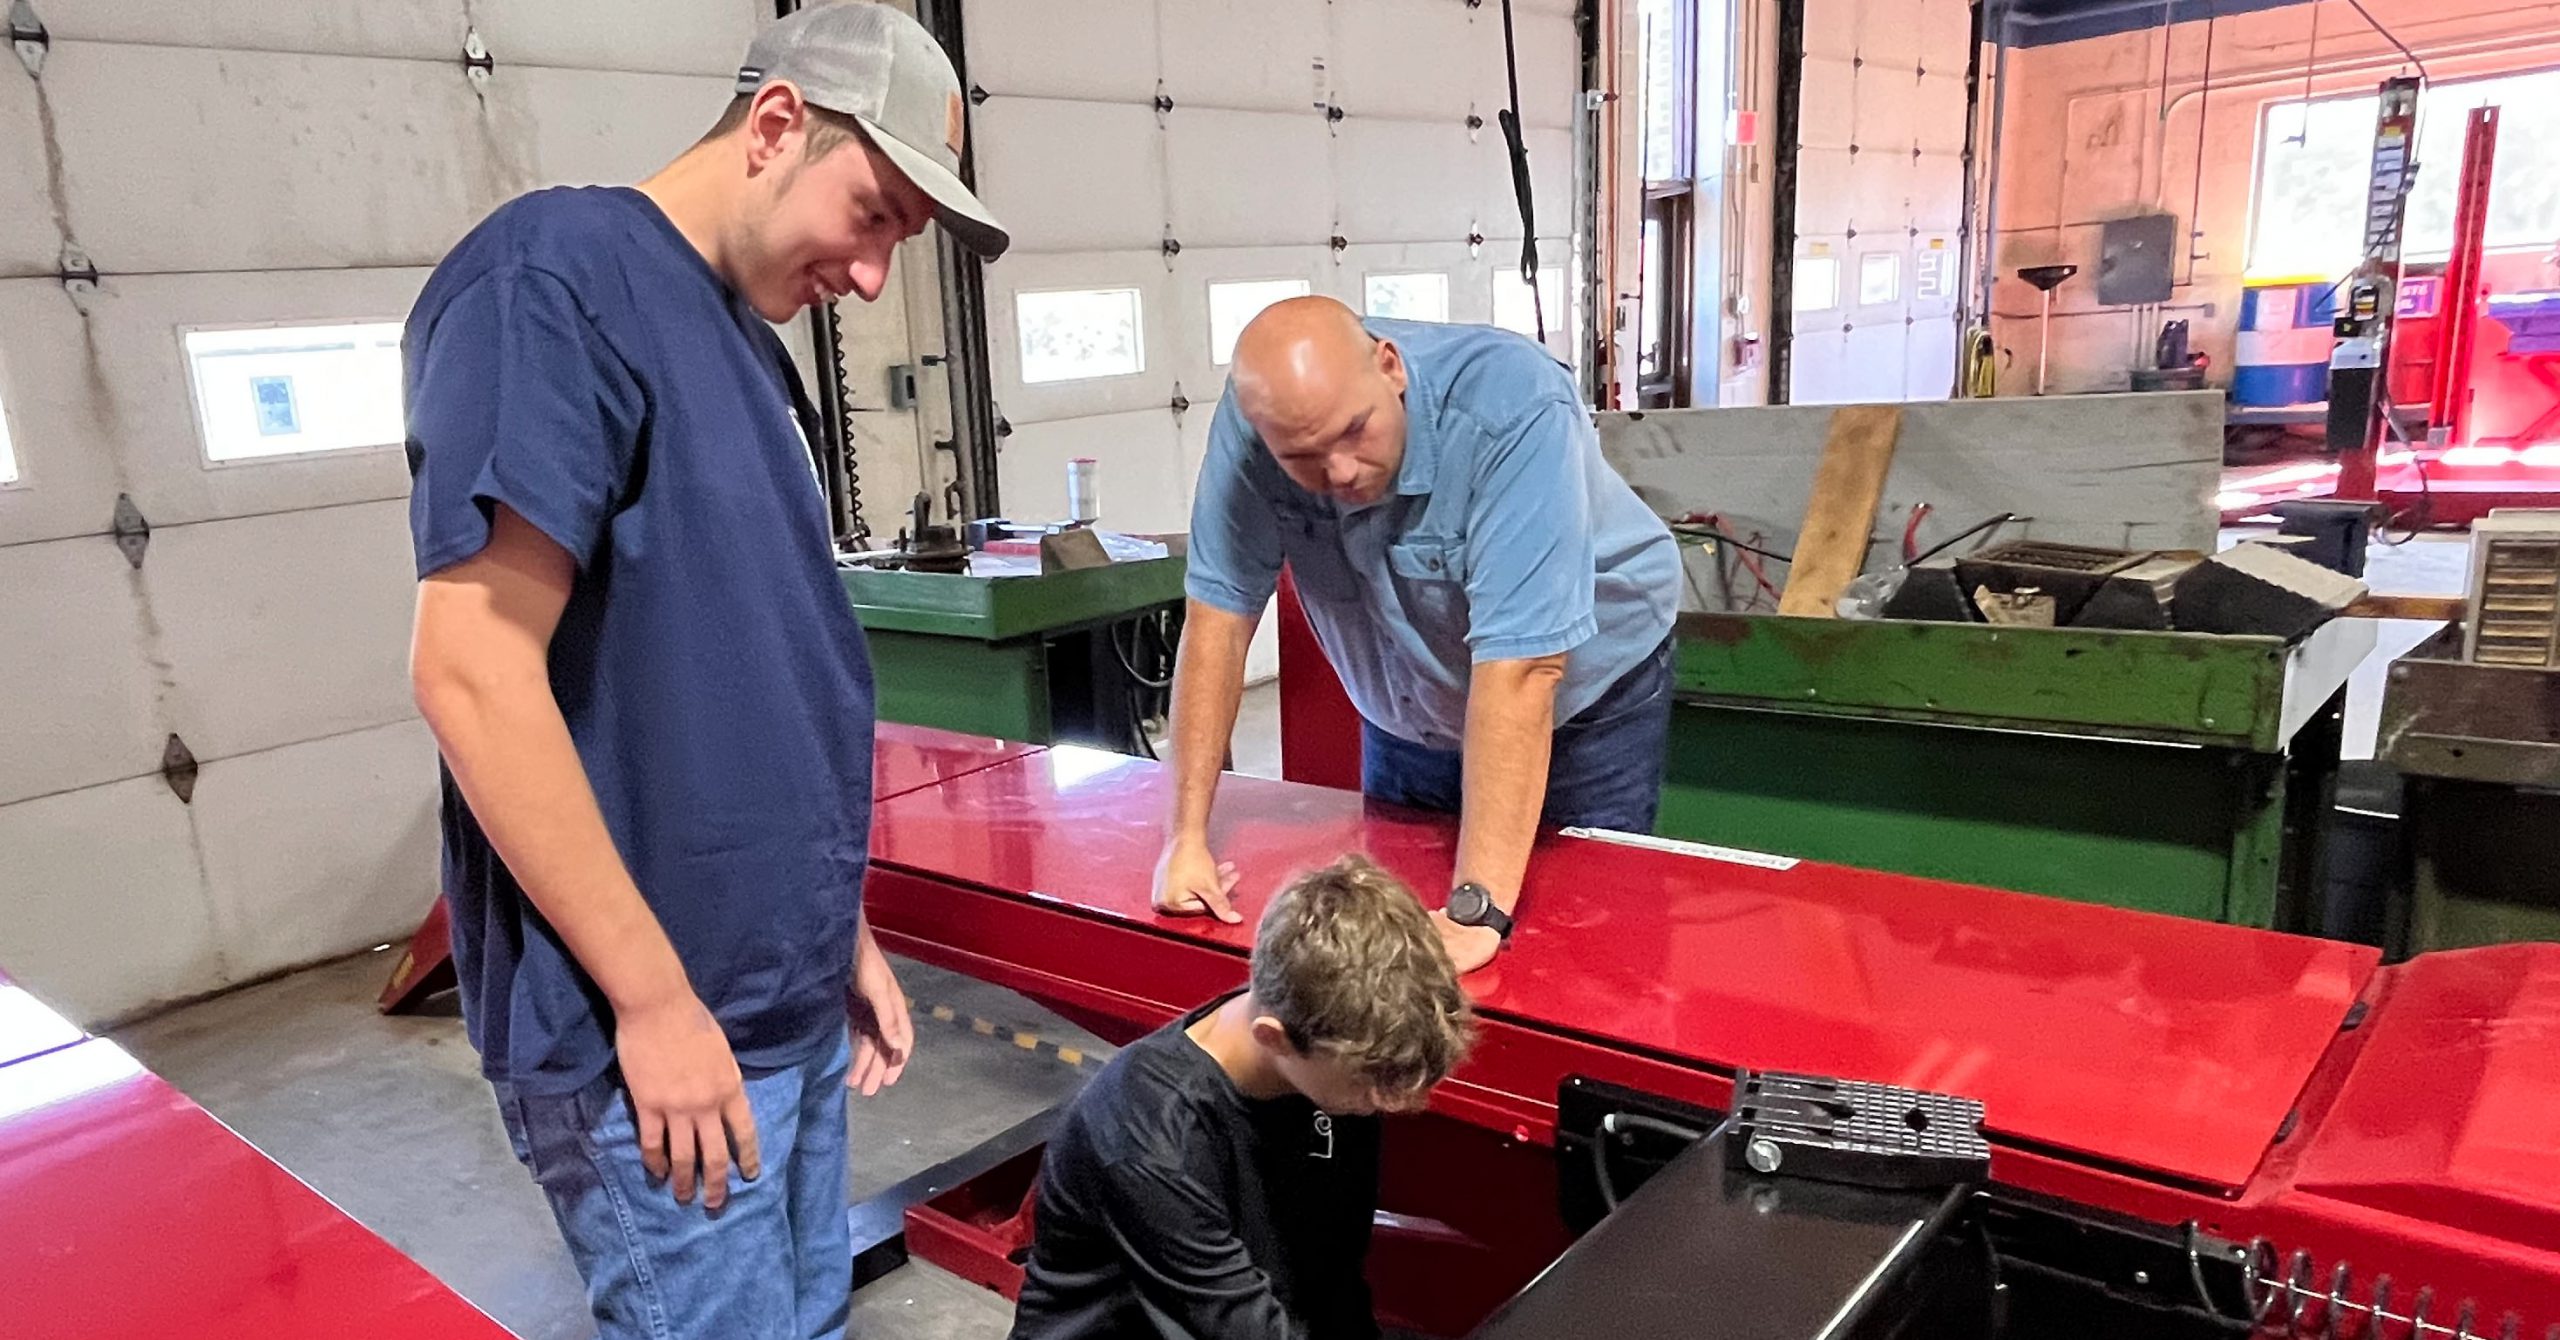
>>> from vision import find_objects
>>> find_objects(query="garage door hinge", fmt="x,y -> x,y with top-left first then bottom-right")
8,0 -> 44,78
1329,235 -> 1348,254
1153,82 -> 1172,124
967,83 -> 988,107
58,241 -> 96,295
461,27 -> 493,88
1169,384 -> 1190,415
1160,235 -> 1182,261
110,493 -> 150,568
161,734 -> 199,804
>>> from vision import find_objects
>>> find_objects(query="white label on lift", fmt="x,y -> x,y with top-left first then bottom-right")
1560,827 -> 1801,871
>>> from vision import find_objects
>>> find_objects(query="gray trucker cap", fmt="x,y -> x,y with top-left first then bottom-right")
736,2 -> 1009,258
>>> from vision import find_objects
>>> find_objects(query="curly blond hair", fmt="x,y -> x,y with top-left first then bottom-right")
1250,854 -> 1476,1101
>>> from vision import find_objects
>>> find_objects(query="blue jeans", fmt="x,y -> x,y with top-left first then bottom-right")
1362,636 -> 1675,834
495,1030 -> 853,1340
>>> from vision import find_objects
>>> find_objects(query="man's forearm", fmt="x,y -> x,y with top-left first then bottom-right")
1165,599 -> 1255,842
1456,655 -> 1567,910
417,654 -> 691,1014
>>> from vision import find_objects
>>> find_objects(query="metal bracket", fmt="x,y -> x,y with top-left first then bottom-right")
8,0 -> 45,78
1169,384 -> 1190,415
1160,235 -> 1182,260
967,83 -> 989,107
111,493 -> 150,568
1153,82 -> 1173,122
461,27 -> 493,88
58,240 -> 96,299
161,734 -> 199,804
1328,235 -> 1348,254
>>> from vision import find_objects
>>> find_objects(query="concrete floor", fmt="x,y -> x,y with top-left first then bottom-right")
109,682 -> 1287,1340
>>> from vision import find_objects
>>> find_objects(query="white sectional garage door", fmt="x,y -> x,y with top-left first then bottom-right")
0,2 -> 762,1024
1787,0 -> 1972,404
962,0 -> 1584,541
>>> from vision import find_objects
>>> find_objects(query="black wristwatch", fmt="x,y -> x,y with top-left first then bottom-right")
1446,882 -> 1515,941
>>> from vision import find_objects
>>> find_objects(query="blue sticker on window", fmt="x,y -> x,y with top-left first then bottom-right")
251,375 -> 299,436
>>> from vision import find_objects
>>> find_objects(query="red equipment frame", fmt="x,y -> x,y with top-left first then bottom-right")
861,732 -> 2560,1334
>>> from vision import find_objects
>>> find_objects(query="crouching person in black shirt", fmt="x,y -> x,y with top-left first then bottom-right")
1009,855 -> 1476,1340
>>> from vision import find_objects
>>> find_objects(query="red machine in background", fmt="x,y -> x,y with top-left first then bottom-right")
2226,103 -> 2560,528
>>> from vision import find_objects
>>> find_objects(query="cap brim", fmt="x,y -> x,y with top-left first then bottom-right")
859,116 -> 1010,260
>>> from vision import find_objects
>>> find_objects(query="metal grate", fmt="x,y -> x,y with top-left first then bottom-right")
1966,539 -> 2142,575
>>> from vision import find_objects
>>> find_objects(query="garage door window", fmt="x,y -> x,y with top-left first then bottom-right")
1793,255 -> 1840,312
1018,288 -> 1146,385
1209,280 -> 1313,366
1494,267 -> 1566,341
183,322 -> 405,464
1859,252 -> 1901,306
1366,273 -> 1451,323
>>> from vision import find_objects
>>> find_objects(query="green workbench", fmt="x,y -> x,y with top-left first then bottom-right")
842,556 -> 1187,746
1657,613 -> 2376,929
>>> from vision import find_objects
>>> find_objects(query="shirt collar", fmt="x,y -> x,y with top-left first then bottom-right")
1379,321 -> 1439,500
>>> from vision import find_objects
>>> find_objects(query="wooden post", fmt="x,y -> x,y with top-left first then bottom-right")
1777,404 -> 1903,617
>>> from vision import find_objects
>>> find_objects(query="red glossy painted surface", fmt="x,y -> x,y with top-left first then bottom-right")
2292,945 -> 2560,1252
869,749 -> 2378,1192
0,1040 -> 511,1339
1274,570 -> 1361,790
872,722 -> 1043,802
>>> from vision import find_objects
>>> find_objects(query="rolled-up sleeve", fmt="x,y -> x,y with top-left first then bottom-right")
1184,393 -> 1286,617
1461,399 -> 1599,662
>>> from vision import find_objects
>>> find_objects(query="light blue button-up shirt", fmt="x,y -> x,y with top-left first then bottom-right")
1186,318 -> 1679,751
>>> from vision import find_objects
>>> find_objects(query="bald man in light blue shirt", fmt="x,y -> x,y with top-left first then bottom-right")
1155,298 -> 1679,973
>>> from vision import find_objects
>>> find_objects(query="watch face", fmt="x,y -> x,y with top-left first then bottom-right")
1448,885 -> 1486,922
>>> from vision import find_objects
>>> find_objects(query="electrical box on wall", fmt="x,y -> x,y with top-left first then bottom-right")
2097,214 -> 2178,307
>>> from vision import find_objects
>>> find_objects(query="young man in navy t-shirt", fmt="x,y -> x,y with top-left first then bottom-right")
403,6 -> 1007,1337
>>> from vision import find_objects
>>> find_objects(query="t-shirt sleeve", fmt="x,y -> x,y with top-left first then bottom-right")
1184,394 -> 1287,618
1092,1150 -> 1311,1340
406,264 -> 645,578
1462,399 -> 1600,662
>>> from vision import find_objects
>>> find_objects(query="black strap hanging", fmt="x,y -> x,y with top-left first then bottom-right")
1496,0 -> 1545,343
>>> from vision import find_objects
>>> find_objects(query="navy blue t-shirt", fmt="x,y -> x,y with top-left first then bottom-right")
404,186 -> 875,1095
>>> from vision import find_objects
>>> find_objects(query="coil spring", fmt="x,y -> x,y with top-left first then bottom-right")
2184,1226 -> 2551,1340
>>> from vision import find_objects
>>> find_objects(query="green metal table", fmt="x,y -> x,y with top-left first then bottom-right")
2377,628 -> 2560,953
1658,613 -> 2376,929
841,556 -> 1187,747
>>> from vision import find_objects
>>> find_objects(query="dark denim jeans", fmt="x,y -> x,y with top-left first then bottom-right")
1361,636 -> 1674,834
494,1030 -> 853,1340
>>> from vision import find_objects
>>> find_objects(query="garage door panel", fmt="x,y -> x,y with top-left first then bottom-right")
1339,121 -> 1478,245
1161,245 -> 1330,393
1852,69 -> 1920,154
0,776 -> 222,1026
967,0 -> 1158,101
1804,0 -> 1860,61
1920,0 -> 1979,73
1857,0 -> 1926,66
34,270 -> 426,542
1337,242 -> 1475,321
1904,315 -> 1959,400
1475,129 -> 1576,240
0,69 -> 54,277
0,281 -> 129,548
50,43 -> 511,273
975,100 -> 1162,255
1166,111 -> 1332,249
1162,0 -> 1330,113
0,539 -> 165,807
1511,10 -> 1584,133
1796,149 -> 1858,236
195,718 -> 440,985
474,0 -> 758,78
40,1 -> 456,62
1844,321 -> 1909,401
143,501 -> 419,764
1332,1 -> 1480,120
1848,150 -> 1913,237
998,410 -> 1187,535
1916,71 -> 1970,154
988,250 -> 1178,423
1177,391 -> 1220,516
518,69 -> 736,188
1789,323 -> 1854,405
1912,151 -> 1966,232
1799,57 -> 1857,151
